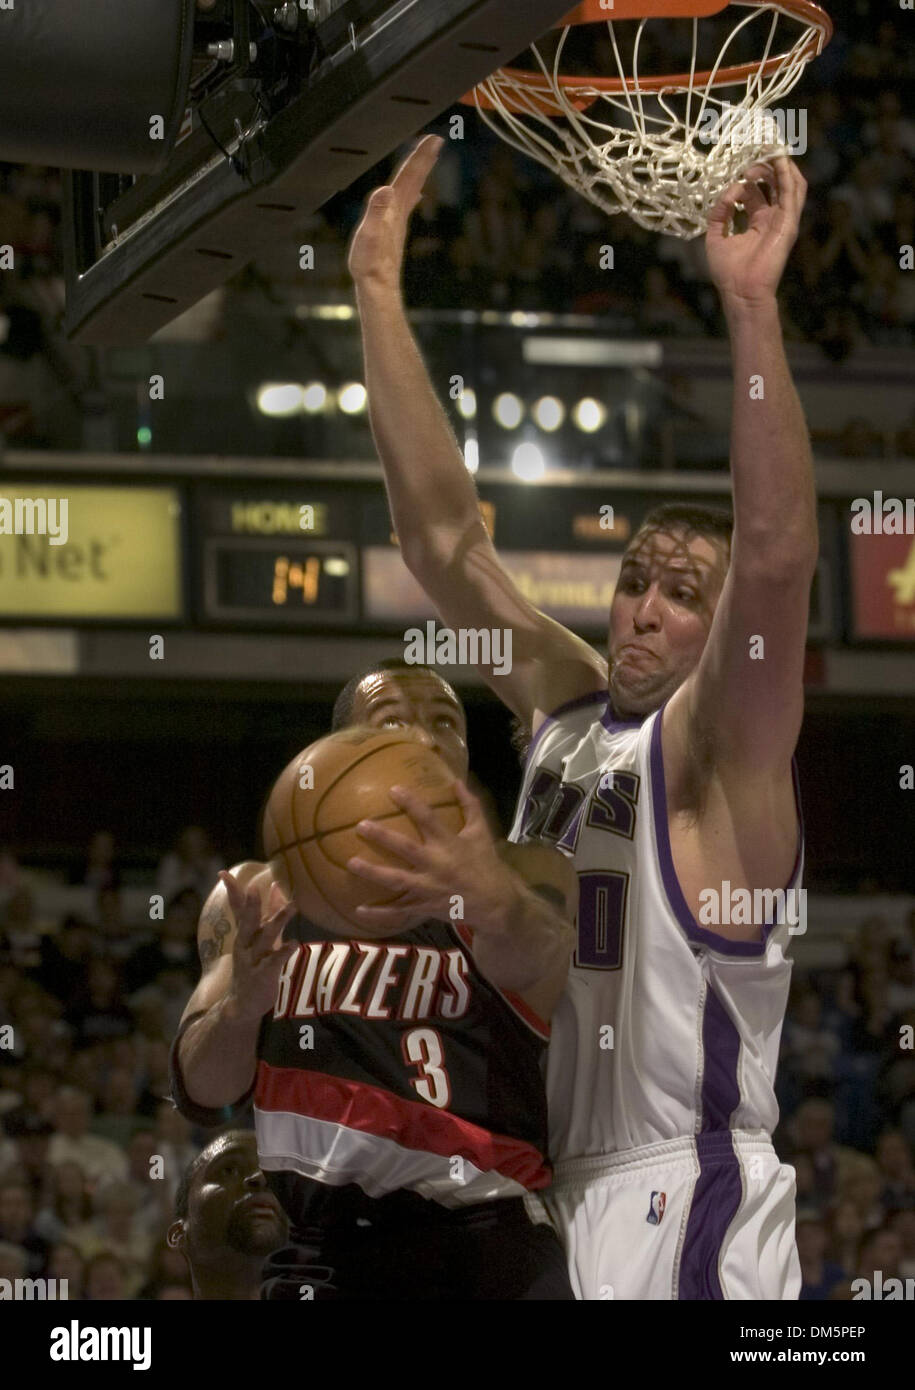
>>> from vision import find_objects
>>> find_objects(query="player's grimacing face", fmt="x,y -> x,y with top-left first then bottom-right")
351,671 -> 469,782
607,526 -> 729,718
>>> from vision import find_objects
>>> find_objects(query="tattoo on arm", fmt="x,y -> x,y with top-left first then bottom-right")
198,907 -> 233,969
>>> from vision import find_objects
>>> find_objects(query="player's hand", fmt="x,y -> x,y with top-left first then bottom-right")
705,156 -> 807,313
347,133 -> 445,290
346,781 -> 511,931
219,870 -> 297,1022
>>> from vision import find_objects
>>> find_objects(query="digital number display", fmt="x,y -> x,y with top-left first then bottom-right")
202,538 -> 358,625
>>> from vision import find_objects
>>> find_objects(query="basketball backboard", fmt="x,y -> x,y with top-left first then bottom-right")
56,0 -> 578,347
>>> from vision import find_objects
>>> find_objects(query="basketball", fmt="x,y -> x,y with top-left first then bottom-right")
262,727 -> 465,937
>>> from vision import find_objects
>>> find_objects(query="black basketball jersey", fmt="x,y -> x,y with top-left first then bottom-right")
253,913 -> 552,1226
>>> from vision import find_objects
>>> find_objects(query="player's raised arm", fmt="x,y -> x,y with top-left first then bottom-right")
170,863 -> 295,1118
349,135 -> 606,733
665,157 -> 818,786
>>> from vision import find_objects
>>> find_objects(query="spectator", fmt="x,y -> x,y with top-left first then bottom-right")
0,1109 -> 54,1205
93,1067 -> 145,1150
36,914 -> 94,1001
856,1225 -> 904,1284
788,1099 -> 861,1206
874,1129 -> 915,1210
876,190 -> 915,262
887,1208 -> 915,1278
153,1103 -> 198,1208
827,1199 -> 865,1277
0,1178 -> 49,1275
792,1151 -> 821,1213
93,888 -> 135,964
65,959 -> 133,1048
78,831 -> 120,892
0,1240 -> 28,1285
838,1155 -> 885,1232
781,987 -> 841,1098
125,1127 -> 173,1236
0,885 -> 42,972
84,1249 -> 129,1301
125,890 -> 199,996
887,937 -> 915,1017
47,1087 -> 128,1186
156,827 -> 223,908
47,1240 -> 85,1298
73,1180 -> 152,1297
797,1211 -> 846,1300
33,1160 -> 93,1243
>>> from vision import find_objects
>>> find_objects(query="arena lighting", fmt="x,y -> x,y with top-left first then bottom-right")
463,433 -> 480,475
532,396 -> 565,432
457,388 -> 477,421
511,442 -> 546,482
256,382 -> 305,418
572,397 -> 608,433
337,383 -> 368,415
315,306 -> 356,322
302,382 -> 328,414
493,393 -> 524,430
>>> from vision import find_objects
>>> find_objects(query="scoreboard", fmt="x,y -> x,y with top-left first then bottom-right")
3,470 -> 904,646
195,481 -> 671,635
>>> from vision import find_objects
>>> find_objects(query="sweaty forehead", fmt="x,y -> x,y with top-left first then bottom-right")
355,670 -> 461,712
201,1134 -> 256,1181
623,526 -> 727,576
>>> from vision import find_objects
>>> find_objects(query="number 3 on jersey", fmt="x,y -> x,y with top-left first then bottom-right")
402,1027 -> 452,1107
576,870 -> 628,970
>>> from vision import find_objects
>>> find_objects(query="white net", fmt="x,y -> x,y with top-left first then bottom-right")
467,1 -> 830,239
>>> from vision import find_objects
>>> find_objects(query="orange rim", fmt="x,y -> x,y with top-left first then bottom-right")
459,0 -> 832,108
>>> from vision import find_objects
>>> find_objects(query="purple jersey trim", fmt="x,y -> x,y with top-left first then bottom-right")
523,690 -> 608,776
648,704 -> 805,958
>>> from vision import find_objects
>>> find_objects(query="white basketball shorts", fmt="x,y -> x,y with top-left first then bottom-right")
536,1130 -> 800,1301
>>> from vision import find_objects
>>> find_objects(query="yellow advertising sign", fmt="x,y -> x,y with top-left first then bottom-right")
0,485 -> 182,618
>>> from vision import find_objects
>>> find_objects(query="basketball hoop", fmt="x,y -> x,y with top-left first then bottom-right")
460,0 -> 832,239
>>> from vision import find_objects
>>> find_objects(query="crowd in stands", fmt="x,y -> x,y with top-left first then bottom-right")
1,830 -> 914,1300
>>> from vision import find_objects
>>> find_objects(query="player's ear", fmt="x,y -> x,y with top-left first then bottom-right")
167,1219 -> 187,1252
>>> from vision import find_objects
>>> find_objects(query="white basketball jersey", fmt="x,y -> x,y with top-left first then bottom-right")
508,691 -> 803,1161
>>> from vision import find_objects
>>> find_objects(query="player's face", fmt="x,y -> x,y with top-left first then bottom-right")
607,526 -> 728,717
351,671 -> 469,781
189,1135 -> 287,1257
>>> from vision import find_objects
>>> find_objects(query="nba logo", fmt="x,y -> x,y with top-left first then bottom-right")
646,1191 -> 666,1225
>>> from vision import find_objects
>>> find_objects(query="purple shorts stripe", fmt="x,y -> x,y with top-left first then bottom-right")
678,987 -> 744,1300
678,1131 -> 744,1300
